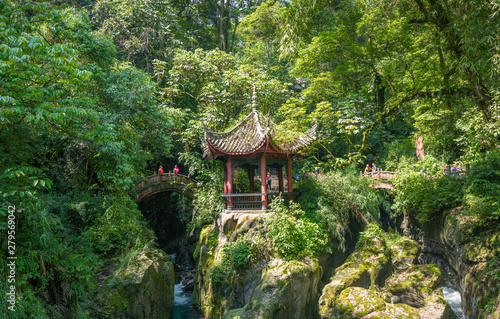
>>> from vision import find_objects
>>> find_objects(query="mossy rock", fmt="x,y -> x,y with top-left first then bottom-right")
417,290 -> 450,319
388,236 -> 421,270
219,258 -> 321,319
97,248 -> 175,319
318,262 -> 372,318
385,303 -> 421,318
385,264 -> 441,298
334,287 -> 386,318
360,311 -> 393,319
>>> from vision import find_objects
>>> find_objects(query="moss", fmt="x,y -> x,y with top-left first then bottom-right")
386,264 -> 441,296
385,303 -> 421,318
334,287 -> 386,318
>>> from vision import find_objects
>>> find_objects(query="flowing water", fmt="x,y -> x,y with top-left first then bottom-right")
442,287 -> 467,319
170,253 -> 204,319
171,283 -> 203,319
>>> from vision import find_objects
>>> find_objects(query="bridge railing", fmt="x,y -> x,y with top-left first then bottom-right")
132,173 -> 196,194
221,192 -> 296,210
361,170 -> 397,180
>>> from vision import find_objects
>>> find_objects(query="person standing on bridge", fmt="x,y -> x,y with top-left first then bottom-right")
372,163 -> 377,172
158,165 -> 163,174
365,164 -> 372,173
173,165 -> 179,175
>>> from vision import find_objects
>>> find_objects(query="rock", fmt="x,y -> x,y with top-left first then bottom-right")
222,258 -> 321,319
401,207 -> 500,318
176,245 -> 194,269
98,248 -> 175,319
319,224 -> 452,319
417,290 -> 451,319
195,214 -> 322,319
334,287 -> 386,318
385,264 -> 442,308
389,237 -> 421,271
318,263 -> 371,317
385,303 -> 421,318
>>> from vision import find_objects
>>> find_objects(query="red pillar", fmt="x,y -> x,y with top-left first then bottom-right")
261,154 -> 267,209
249,164 -> 254,193
287,155 -> 293,200
278,164 -> 284,193
223,161 -> 228,194
227,156 -> 233,209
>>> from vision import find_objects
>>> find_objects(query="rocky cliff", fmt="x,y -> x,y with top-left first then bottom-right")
318,224 -> 451,319
402,207 -> 500,319
97,248 -> 175,318
193,212 -> 323,319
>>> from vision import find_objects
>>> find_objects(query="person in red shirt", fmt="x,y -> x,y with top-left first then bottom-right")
158,165 -> 163,174
173,165 -> 179,175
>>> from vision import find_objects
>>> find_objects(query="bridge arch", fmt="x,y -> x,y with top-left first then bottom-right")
132,173 -> 196,202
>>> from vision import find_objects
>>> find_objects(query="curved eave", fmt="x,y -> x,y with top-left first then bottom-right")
206,136 -> 268,156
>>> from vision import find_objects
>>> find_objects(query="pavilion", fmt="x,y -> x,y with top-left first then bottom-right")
202,87 -> 316,210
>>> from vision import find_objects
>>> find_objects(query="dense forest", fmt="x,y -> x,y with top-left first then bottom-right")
1,0 -> 499,318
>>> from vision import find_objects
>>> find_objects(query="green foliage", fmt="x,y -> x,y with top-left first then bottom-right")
206,237 -> 255,287
392,171 -> 464,223
463,152 -> 500,226
298,170 -> 386,251
234,168 -> 249,193
94,0 -> 182,71
262,198 -> 329,260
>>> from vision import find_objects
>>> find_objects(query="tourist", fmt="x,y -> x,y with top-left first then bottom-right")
365,164 -> 372,173
173,165 -> 179,175
267,171 -> 272,190
372,163 -> 377,172
443,164 -> 448,175
451,164 -> 456,176
295,173 -> 300,182
457,163 -> 463,176
158,165 -> 163,174
316,170 -> 322,178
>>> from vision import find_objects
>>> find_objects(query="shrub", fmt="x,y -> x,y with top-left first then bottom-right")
262,198 -> 329,260
298,170 -> 386,250
463,152 -> 500,226
392,171 -> 464,223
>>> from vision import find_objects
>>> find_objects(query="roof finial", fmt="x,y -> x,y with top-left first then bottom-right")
251,84 -> 257,112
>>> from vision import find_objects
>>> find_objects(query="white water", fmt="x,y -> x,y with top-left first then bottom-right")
171,283 -> 203,319
442,287 -> 467,319
170,252 -> 203,319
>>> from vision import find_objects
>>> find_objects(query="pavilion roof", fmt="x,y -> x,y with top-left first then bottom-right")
203,109 -> 316,156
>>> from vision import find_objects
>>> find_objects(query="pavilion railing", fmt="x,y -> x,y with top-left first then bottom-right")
221,192 -> 297,210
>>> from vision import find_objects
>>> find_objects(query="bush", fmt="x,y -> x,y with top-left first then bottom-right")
297,170 -> 386,250
262,198 -> 329,260
463,152 -> 500,226
392,171 -> 464,223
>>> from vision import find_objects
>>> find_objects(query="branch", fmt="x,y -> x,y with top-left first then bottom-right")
358,92 -> 419,155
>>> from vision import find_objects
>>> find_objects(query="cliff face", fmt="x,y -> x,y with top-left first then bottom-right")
97,248 -> 175,319
193,213 -> 322,319
318,224 -> 451,319
402,207 -> 500,319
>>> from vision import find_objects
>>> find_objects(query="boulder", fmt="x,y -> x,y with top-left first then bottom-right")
333,287 -> 386,318
417,290 -> 451,319
319,224 -> 451,319
98,248 -> 175,319
223,258 -> 321,319
385,264 -> 442,308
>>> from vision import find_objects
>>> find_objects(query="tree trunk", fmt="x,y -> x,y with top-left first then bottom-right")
218,0 -> 230,52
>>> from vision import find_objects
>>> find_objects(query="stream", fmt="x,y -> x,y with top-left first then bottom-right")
442,287 -> 467,319
170,252 -> 204,319
171,283 -> 203,319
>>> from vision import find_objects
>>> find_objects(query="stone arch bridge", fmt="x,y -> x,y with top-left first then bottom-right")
131,173 -> 197,202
